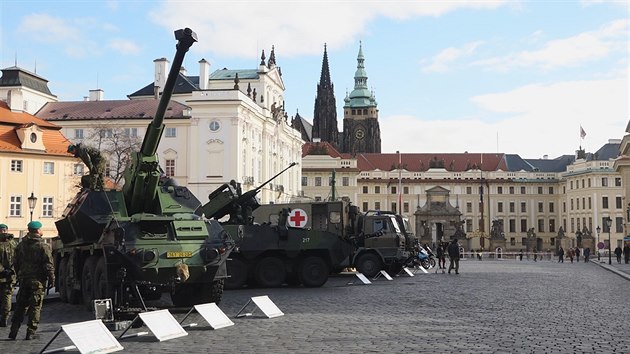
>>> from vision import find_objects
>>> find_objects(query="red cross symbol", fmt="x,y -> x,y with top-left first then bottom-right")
289,209 -> 307,228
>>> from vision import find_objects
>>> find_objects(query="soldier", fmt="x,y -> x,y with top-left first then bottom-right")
0,224 -> 16,327
8,221 -> 54,340
68,143 -> 105,189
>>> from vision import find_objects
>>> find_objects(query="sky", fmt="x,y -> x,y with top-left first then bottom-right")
1,0 -> 628,159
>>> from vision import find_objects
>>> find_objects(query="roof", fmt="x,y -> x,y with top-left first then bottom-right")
594,142 -> 620,160
0,66 -> 56,97
128,73 -> 200,97
35,99 -> 191,121
302,141 -> 343,158
524,155 -> 575,173
0,101 -> 72,156
209,68 -> 259,80
292,113 -> 312,141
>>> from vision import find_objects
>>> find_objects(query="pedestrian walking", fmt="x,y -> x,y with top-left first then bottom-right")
447,239 -> 460,274
568,248 -> 574,263
624,244 -> 630,264
519,249 -> 523,261
533,248 -> 538,262
8,221 -> 55,340
615,246 -> 623,264
584,247 -> 590,262
557,247 -> 564,263
436,243 -> 446,269
0,224 -> 16,327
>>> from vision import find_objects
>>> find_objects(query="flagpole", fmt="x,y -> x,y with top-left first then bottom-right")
397,150 -> 402,215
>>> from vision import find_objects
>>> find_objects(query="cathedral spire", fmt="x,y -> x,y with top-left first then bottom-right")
319,43 -> 332,89
312,43 -> 339,147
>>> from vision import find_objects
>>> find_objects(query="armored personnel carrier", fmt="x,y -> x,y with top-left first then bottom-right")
53,28 -> 234,316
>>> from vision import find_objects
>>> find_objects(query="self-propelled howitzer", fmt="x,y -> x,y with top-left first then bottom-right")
53,28 -> 234,317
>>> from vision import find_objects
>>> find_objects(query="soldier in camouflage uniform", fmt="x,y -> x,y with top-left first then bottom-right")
0,224 -> 16,327
8,221 -> 54,340
68,143 -> 106,189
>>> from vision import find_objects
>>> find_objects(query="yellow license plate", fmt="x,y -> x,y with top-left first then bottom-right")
166,251 -> 193,258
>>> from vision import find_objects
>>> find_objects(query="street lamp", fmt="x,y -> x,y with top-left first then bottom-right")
605,217 -> 612,265
27,192 -> 37,222
596,226 -> 601,261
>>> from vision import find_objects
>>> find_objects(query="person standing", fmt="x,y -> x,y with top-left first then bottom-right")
0,224 -> 16,327
575,247 -> 581,262
533,248 -> 538,262
519,249 -> 523,261
447,239 -> 460,274
623,244 -> 630,264
436,243 -> 446,269
557,247 -> 565,263
614,246 -> 623,264
584,247 -> 590,262
568,248 -> 574,263
8,221 -> 54,340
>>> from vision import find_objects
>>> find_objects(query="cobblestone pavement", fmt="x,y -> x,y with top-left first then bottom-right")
1,259 -> 629,354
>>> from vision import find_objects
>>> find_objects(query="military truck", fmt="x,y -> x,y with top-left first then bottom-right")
200,163 -> 416,288
52,28 -> 234,316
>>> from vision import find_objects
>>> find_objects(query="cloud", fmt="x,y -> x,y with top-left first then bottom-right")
422,41 -> 484,73
473,19 -> 628,71
380,76 -> 628,158
108,39 -> 141,55
149,0 -> 507,58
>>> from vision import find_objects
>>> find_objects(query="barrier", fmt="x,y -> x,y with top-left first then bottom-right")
235,295 -> 284,319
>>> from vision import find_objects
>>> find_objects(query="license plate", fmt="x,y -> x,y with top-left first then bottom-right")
166,251 -> 193,258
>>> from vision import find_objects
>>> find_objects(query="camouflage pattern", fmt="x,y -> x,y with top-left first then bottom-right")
69,143 -> 105,189
0,233 -> 16,324
10,232 -> 54,338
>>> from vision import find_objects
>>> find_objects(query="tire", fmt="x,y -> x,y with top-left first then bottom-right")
58,257 -> 68,303
93,257 -> 112,301
254,257 -> 286,288
428,258 -> 436,269
81,256 -> 98,311
201,280 -> 224,304
225,258 -> 248,289
356,253 -> 383,278
421,260 -> 430,269
65,257 -> 81,305
299,256 -> 329,288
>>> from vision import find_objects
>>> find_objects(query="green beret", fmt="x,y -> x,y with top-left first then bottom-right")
0,224 -> 7,230
27,220 -> 43,229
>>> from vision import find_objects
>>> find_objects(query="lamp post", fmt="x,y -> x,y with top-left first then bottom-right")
605,217 -> 612,265
27,192 -> 37,222
596,226 -> 601,261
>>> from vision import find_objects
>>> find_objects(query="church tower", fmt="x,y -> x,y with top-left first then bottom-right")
312,44 -> 339,147
341,42 -> 381,153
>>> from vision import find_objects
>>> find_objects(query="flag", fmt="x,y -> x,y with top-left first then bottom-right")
580,126 -> 586,139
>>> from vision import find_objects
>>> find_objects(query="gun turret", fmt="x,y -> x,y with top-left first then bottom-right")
201,162 -> 297,224
122,28 -> 197,215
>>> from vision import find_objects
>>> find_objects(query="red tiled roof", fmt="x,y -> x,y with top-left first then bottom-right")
36,99 -> 190,121
0,101 -> 72,156
302,142 -> 343,158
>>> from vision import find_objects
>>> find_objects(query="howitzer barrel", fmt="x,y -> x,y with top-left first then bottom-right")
141,28 -> 198,157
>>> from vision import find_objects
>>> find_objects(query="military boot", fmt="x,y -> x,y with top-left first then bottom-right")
8,328 -> 17,340
25,331 -> 37,340
0,317 -> 7,327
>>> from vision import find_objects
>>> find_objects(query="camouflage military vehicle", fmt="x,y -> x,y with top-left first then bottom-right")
53,28 -> 234,316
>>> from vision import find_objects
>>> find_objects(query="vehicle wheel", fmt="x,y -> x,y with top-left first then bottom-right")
356,253 -> 382,278
225,258 -> 247,289
201,280 -> 224,304
428,258 -> 436,269
81,256 -> 99,311
93,257 -> 112,301
286,272 -> 301,286
421,260 -> 430,269
299,256 -> 329,288
58,257 -> 68,303
65,257 -> 81,305
255,257 -> 286,288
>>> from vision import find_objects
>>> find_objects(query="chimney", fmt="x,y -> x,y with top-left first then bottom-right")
199,58 -> 210,90
89,89 -> 104,101
154,57 -> 169,97
543,154 -> 548,160
7,90 -> 24,112
179,66 -> 187,76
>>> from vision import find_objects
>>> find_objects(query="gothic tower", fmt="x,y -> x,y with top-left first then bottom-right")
342,42 -> 381,153
312,44 -> 339,147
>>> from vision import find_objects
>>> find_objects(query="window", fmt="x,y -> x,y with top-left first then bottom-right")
403,202 -> 409,213
10,160 -> 22,172
374,201 -> 381,210
42,197 -> 53,218
602,196 -> 609,209
602,177 -> 608,187
315,177 -> 322,186
538,219 -> 544,233
537,187 -> 543,194
576,198 -> 580,210
520,219 -> 527,232
342,177 -> 349,187
123,128 -> 138,137
570,181 -> 574,189
74,129 -> 84,139
549,219 -> 556,233
362,186 -> 368,193
403,186 -> 409,194
466,202 -> 472,213
520,186 -> 526,194
616,217 -> 623,233
105,162 -> 111,177
550,237 -> 555,246
165,127 -> 177,137
588,178 -> 591,187
615,178 -> 621,187
9,196 -> 21,216
538,202 -> 543,213
314,196 -> 322,201
466,186 -> 472,194
99,129 -> 113,138
497,186 -> 503,194
74,164 -> 84,175
520,202 -> 526,213
165,159 -> 175,177
548,187 -> 553,194
466,219 -> 473,232
582,198 -> 586,210
582,179 -> 585,188
521,237 -> 526,246
509,202 -> 515,213
563,202 -> 566,212
509,186 -> 514,194
497,202 -> 503,213
616,196 -> 622,209
302,177 -> 308,186
588,197 -> 592,209
209,120 -> 221,132
328,177 -> 333,186
391,202 -> 397,213
549,202 -> 554,213
362,202 -> 368,212
43,162 -> 55,174
509,219 -> 516,233
571,199 -> 574,210
374,186 -> 380,194
391,186 -> 397,194
510,238 -> 515,246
